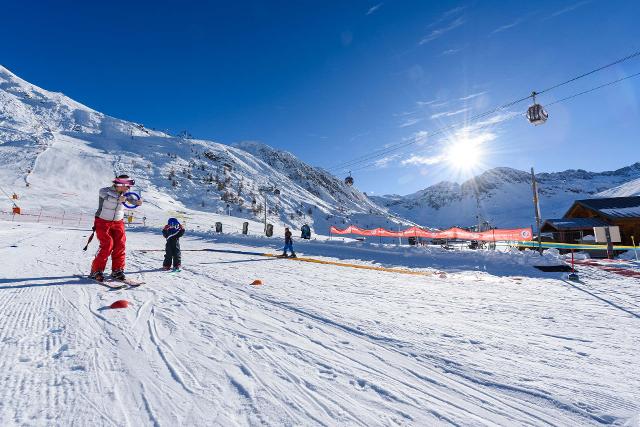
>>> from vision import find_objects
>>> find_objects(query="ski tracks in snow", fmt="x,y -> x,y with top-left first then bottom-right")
1,223 -> 640,425
129,249 -> 601,425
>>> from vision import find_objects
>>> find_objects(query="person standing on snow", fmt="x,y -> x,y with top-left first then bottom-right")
89,175 -> 142,281
162,217 -> 184,271
282,227 -> 296,258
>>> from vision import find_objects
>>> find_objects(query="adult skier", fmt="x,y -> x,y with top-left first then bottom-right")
282,227 -> 296,258
162,217 -> 185,271
89,175 -> 143,282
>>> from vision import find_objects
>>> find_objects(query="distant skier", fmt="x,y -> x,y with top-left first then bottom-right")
89,175 -> 143,282
162,218 -> 184,271
282,227 -> 296,258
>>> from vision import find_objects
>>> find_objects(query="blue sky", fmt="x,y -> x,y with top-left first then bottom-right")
2,0 -> 640,195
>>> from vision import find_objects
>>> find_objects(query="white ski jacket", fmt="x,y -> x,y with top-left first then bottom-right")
95,186 -> 129,221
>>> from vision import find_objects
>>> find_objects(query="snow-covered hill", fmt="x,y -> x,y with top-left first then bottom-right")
3,221 -> 640,425
372,164 -> 640,228
596,176 -> 640,197
4,63 -> 639,234
0,65 -> 400,235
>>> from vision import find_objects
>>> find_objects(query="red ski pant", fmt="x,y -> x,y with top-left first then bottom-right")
91,217 -> 126,273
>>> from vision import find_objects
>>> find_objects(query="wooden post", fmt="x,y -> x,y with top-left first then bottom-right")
263,195 -> 267,234
571,250 -> 575,273
492,228 -> 496,251
531,167 -> 543,254
605,226 -> 613,259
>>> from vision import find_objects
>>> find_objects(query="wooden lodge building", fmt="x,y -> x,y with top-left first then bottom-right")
541,196 -> 640,246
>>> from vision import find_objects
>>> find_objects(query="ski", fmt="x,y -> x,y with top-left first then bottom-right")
100,281 -> 129,290
76,275 -> 128,289
76,275 -> 143,289
113,278 -> 145,287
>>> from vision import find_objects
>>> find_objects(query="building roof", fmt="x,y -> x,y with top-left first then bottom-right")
564,196 -> 640,219
542,217 -> 610,231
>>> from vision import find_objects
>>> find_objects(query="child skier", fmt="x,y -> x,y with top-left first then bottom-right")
282,227 -> 296,258
162,217 -> 185,270
89,175 -> 143,282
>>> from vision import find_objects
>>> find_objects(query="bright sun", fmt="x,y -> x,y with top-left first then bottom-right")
445,139 -> 483,171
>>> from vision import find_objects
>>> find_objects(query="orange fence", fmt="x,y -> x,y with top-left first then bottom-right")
330,225 -> 533,242
0,209 -> 144,227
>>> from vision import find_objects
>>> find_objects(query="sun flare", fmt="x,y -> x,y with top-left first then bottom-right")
445,138 -> 483,172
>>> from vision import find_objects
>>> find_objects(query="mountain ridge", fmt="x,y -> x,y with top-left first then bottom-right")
372,163 -> 640,228
0,65 -> 400,233
3,64 -> 639,232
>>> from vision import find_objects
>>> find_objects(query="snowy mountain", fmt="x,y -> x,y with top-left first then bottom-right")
0,65 -> 400,234
596,176 -> 640,197
5,63 -> 638,234
371,164 -> 640,228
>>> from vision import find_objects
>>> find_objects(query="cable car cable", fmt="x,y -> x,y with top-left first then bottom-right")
341,70 -> 640,174
329,48 -> 640,173
0,184 -> 19,206
346,113 -> 526,174
537,49 -> 640,95
545,70 -> 640,107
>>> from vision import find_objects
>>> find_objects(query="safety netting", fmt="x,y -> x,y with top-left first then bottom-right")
329,225 -> 533,242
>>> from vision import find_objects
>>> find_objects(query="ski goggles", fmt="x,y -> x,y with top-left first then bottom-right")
113,178 -> 135,186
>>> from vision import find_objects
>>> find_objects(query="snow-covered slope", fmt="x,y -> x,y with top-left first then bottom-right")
0,65 -> 399,234
372,165 -> 640,228
596,176 -> 640,197
3,221 -> 640,425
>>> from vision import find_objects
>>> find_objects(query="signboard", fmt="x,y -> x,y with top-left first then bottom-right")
593,226 -> 621,243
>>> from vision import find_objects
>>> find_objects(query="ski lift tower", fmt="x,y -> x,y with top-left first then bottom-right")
258,186 -> 280,233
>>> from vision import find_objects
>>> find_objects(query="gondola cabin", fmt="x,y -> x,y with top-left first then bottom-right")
344,172 -> 354,186
526,92 -> 548,125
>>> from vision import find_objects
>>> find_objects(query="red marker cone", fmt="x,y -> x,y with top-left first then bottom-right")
110,299 -> 129,309
250,279 -> 263,286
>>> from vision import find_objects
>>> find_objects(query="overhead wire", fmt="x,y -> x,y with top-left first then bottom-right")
342,69 -> 640,174
545,70 -> 640,107
0,184 -> 19,206
348,112 -> 526,174
329,95 -> 530,172
329,48 -> 640,173
537,49 -> 640,95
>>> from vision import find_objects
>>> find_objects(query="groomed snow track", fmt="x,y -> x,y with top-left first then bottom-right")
1,223 -> 639,425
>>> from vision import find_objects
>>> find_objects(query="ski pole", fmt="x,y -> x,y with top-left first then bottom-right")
83,226 -> 96,251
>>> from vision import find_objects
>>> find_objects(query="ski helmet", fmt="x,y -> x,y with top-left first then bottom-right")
168,218 -> 180,227
113,174 -> 135,186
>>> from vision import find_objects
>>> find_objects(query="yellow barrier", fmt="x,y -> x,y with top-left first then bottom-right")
262,254 -> 443,277
517,240 -> 637,250
139,248 -> 443,277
